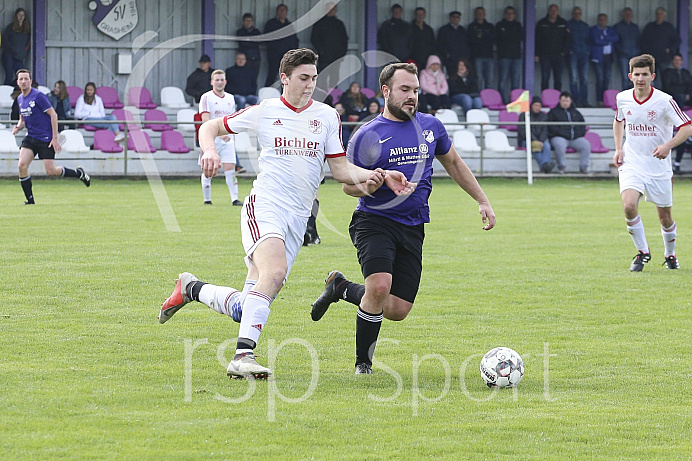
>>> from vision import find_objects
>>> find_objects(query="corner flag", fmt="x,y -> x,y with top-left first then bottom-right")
506,90 -> 530,113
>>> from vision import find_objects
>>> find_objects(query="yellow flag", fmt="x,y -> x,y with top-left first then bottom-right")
506,90 -> 530,113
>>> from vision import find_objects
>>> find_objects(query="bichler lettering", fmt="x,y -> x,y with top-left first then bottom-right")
628,123 -> 656,132
275,137 -> 320,150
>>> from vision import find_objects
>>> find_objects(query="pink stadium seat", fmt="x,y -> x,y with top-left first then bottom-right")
66,86 -> 83,109
96,86 -> 124,109
684,109 -> 692,120
144,109 -> 173,131
328,88 -> 343,101
127,130 -> 156,153
603,89 -> 619,110
480,89 -> 505,110
584,132 -> 610,153
541,89 -> 561,108
360,87 -> 376,99
510,88 -> 530,103
497,110 -> 519,131
93,130 -> 123,153
111,109 -> 141,131
128,86 -> 157,109
160,130 -> 190,153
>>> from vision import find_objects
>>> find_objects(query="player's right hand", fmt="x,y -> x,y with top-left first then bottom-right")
200,150 -> 221,178
612,150 -> 624,167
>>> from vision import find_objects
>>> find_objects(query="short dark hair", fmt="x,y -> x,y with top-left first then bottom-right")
504,6 -> 516,13
242,13 -> 253,20
279,48 -> 318,77
16,68 -> 31,79
672,53 -> 683,60
630,54 -> 655,74
559,91 -> 572,99
391,4 -> 402,11
414,7 -> 426,13
379,62 -> 418,89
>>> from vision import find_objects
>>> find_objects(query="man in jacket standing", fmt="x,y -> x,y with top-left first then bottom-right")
640,8 -> 680,85
263,4 -> 300,87
613,7 -> 639,90
547,91 -> 591,173
589,14 -> 619,107
378,4 -> 411,63
437,11 -> 469,76
567,7 -> 590,107
467,6 -> 495,91
535,4 -> 569,91
310,2 -> 348,90
496,6 -> 524,103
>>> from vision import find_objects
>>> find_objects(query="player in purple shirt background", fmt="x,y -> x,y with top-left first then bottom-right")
12,69 -> 90,204
310,62 -> 496,374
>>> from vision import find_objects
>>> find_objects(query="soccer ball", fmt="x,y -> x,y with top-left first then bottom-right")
480,347 -> 524,388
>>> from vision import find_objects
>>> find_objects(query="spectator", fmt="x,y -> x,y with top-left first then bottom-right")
339,82 -> 368,119
48,80 -> 73,132
673,134 -> 692,174
448,58 -> 482,115
419,55 -> 451,113
437,11 -> 469,76
310,2 -> 348,76
589,13 -> 619,107
334,102 -> 353,143
467,6 -> 495,91
351,99 -> 383,138
547,91 -> 591,174
378,4 -> 411,63
185,54 -> 213,103
409,7 -> 436,70
518,96 -> 555,173
235,13 -> 261,84
1,8 -> 31,86
535,4 -> 569,91
640,7 -> 680,84
614,7 -> 640,89
567,7 -> 590,107
224,52 -> 258,109
263,3 -> 299,87
496,6 -> 524,103
74,82 -> 125,142
662,54 -> 692,109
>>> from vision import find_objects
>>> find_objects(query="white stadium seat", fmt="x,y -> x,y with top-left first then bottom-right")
453,129 -> 480,153
434,109 -> 462,132
161,86 -> 191,109
176,108 -> 197,133
258,87 -> 281,102
59,129 -> 91,152
0,85 -> 14,108
38,85 -> 51,95
465,109 -> 496,133
484,131 -> 516,152
0,130 -> 19,153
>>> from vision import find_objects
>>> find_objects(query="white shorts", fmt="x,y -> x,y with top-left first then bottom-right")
198,136 -> 236,165
240,194 -> 307,280
619,167 -> 673,207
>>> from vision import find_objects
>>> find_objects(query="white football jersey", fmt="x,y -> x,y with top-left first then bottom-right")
199,90 -> 236,120
616,86 -> 691,179
222,96 -> 345,217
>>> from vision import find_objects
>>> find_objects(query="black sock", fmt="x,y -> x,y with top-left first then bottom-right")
355,307 -> 383,366
339,280 -> 365,306
188,281 -> 207,301
19,176 -> 33,202
61,167 -> 79,178
234,338 -> 256,358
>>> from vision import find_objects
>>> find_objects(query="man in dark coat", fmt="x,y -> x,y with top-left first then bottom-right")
467,6 -> 495,91
408,7 -> 436,70
640,7 -> 681,84
496,6 -> 524,103
547,91 -> 591,173
518,96 -> 555,173
535,4 -> 569,91
225,52 -> 259,109
185,55 -> 213,103
378,4 -> 411,62
437,11 -> 469,76
310,2 -> 348,90
662,54 -> 692,109
235,13 -> 262,85
263,4 -> 300,87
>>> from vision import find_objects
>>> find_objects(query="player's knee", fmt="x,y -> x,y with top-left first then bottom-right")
265,266 -> 288,288
368,278 -> 391,301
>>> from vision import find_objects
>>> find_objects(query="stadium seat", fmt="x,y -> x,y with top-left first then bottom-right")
465,109 -> 496,133
66,86 -> 83,109
111,108 -> 141,131
96,86 -> 124,109
128,86 -> 157,109
510,88 -> 530,103
176,108 -> 197,133
452,129 -> 480,152
497,110 -> 519,131
541,89 -> 561,108
328,88 -> 343,101
59,129 -> 90,152
360,87 -> 376,99
160,86 -> 190,109
480,89 -> 505,110
160,130 -> 190,153
584,131 -> 610,153
93,130 -> 123,153
258,87 -> 281,102
603,89 -> 619,110
0,130 -> 19,152
235,132 -> 254,155
127,130 -> 156,153
434,109 -> 462,132
38,85 -> 51,95
484,131 -> 516,152
144,109 -> 174,131
0,85 -> 14,108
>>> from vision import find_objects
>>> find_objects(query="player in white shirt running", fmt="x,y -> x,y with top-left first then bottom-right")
613,54 -> 692,271
198,69 -> 241,205
158,49 -> 416,379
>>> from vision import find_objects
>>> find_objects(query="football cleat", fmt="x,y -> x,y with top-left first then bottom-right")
158,272 -> 198,324
232,200 -> 243,206
629,251 -> 651,272
663,255 -> 680,269
311,270 -> 345,321
204,201 -> 212,205
355,362 -> 372,375
24,199 -> 35,205
76,167 -> 90,187
227,353 -> 272,379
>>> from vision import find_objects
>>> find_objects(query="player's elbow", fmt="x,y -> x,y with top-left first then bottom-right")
680,124 -> 692,138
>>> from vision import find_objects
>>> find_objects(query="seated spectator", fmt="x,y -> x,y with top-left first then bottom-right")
339,82 -> 368,119
673,134 -> 692,174
419,55 -> 451,113
352,99 -> 382,137
448,58 -> 482,115
225,52 -> 259,108
48,80 -> 73,132
185,54 -> 213,103
662,54 -> 692,109
547,91 -> 591,173
236,13 -> 261,83
518,96 -> 555,172
334,102 -> 353,143
74,82 -> 125,142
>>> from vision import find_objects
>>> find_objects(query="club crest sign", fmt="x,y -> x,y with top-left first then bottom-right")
89,0 -> 138,40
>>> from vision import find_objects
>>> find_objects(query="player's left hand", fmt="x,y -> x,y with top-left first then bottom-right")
652,144 -> 671,159
364,169 -> 386,194
50,136 -> 62,153
479,201 -> 496,230
383,170 -> 417,196
200,150 -> 221,178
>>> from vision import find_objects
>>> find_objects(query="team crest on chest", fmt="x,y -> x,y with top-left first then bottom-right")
647,110 -> 657,122
308,119 -> 322,134
422,130 -> 434,143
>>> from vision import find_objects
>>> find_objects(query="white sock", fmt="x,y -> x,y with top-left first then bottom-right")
201,174 -> 212,201
198,283 -> 241,317
224,170 -> 238,201
228,279 -> 256,323
626,215 -> 649,253
236,291 -> 272,350
661,221 -> 677,257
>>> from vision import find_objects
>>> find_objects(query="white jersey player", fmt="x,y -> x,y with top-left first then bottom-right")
613,54 -> 692,271
158,49 -> 416,379
198,69 -> 241,205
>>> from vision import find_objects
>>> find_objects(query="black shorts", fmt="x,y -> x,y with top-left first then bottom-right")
348,210 -> 424,303
21,136 -> 55,160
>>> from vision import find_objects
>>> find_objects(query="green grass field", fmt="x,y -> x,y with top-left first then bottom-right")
1,177 -> 690,460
